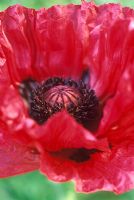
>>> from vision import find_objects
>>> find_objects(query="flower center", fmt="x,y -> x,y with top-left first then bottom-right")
19,77 -> 101,130
44,85 -> 79,108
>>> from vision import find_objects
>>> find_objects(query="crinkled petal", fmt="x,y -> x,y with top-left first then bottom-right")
40,152 -> 74,182
35,112 -> 109,182
0,125 -> 40,177
123,6 -> 134,17
0,3 -> 95,84
29,111 -> 109,152
88,19 -> 131,100
97,19 -> 134,142
0,83 -> 29,132
76,143 -> 134,194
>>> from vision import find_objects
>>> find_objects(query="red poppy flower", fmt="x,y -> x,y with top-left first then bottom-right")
0,0 -> 134,194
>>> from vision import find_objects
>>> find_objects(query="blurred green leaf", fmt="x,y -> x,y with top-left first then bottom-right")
0,0 -> 134,11
0,171 -> 74,200
76,190 -> 134,200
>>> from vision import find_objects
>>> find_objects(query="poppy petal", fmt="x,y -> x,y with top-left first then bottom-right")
0,4 -> 96,84
0,125 -> 39,178
76,143 -> 134,194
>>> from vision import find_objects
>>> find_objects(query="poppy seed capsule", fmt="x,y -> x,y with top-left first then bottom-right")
44,85 -> 79,108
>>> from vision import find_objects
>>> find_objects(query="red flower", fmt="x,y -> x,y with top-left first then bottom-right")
0,0 -> 134,194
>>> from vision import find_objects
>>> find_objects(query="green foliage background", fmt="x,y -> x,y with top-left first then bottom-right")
0,0 -> 134,10
0,0 -> 134,200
